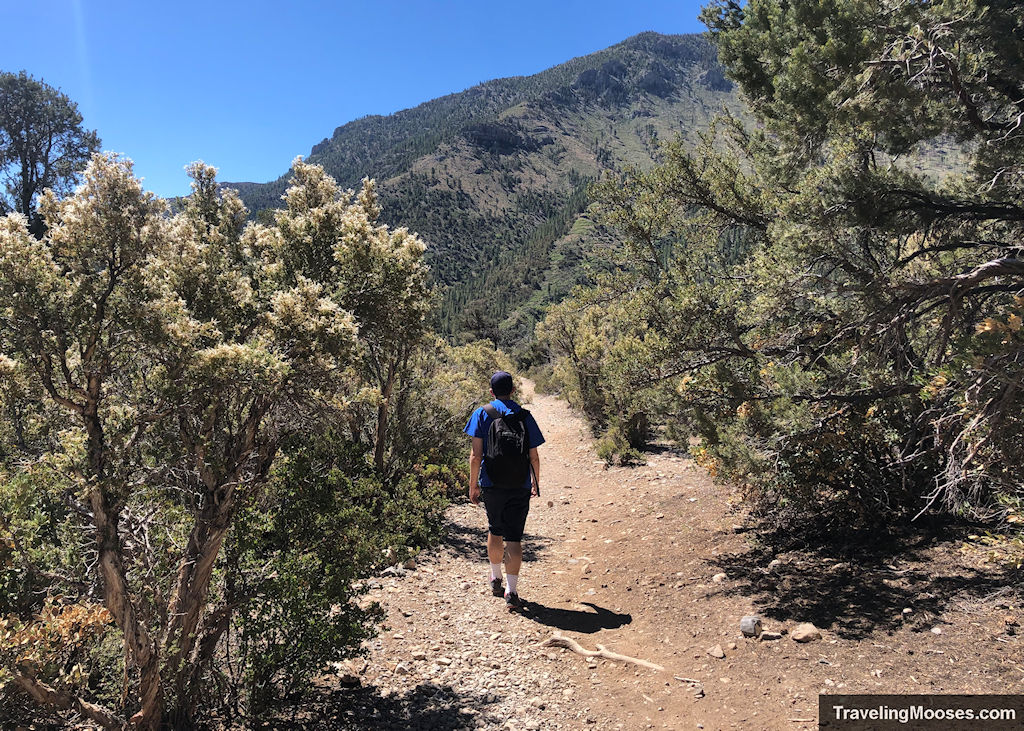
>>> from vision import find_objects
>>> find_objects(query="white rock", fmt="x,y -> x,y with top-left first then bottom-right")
712,573 -> 727,583
707,644 -> 725,659
740,616 -> 763,637
791,622 -> 822,643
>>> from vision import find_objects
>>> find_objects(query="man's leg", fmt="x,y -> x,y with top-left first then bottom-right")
487,532 -> 505,567
504,541 -> 522,576
487,531 -> 506,595
504,541 -> 523,597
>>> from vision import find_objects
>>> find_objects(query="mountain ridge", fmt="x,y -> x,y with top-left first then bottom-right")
228,32 -> 742,348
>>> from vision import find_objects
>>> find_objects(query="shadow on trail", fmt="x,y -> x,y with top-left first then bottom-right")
262,681 -> 496,731
441,512 -> 554,565
440,516 -> 488,562
709,528 -> 1022,640
518,600 -> 632,634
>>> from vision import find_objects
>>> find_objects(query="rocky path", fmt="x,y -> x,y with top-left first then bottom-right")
306,386 -> 1022,730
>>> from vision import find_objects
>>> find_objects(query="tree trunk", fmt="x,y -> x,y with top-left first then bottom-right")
83,403 -> 163,729
373,360 -> 397,472
164,496 -> 235,717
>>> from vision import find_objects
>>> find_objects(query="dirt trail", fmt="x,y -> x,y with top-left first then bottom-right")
306,386 -> 1022,730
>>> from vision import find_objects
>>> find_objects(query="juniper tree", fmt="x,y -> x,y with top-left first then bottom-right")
0,72 -> 99,236
542,0 -> 1024,528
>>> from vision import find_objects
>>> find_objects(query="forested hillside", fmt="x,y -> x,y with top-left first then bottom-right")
539,0 -> 1024,537
229,32 -> 744,348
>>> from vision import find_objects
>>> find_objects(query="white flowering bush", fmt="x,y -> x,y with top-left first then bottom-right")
0,153 -> 439,727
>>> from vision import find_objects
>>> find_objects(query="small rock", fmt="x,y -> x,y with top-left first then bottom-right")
547,500 -> 554,508
562,688 -> 574,699
902,607 -> 913,614
707,644 -> 725,659
760,631 -> 783,641
412,651 -> 427,661
767,559 -> 782,571
394,662 -> 411,675
712,573 -> 727,583
528,696 -> 546,709
791,622 -> 822,643
740,616 -> 763,637
931,626 -> 943,635
727,642 -> 737,651
436,657 -> 452,666
337,670 -> 360,686
334,659 -> 362,686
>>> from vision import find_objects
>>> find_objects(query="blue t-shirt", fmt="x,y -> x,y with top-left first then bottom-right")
464,399 -> 545,489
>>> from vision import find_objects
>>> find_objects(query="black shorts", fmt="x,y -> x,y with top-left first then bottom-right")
481,487 -> 531,542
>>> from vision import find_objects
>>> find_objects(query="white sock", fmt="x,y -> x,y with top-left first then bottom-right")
490,563 -> 502,581
506,574 -> 519,594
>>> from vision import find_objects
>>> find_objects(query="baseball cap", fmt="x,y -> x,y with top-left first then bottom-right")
490,371 -> 514,396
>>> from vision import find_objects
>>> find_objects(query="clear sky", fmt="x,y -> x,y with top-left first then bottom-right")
2,1 -> 708,198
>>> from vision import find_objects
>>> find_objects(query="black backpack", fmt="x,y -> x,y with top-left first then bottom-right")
482,403 -> 533,489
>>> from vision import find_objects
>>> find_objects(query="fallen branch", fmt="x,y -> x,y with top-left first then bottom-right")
674,676 -> 702,685
11,672 -> 124,729
537,632 -> 665,671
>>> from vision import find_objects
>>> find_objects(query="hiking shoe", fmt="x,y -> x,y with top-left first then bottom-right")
490,577 -> 504,597
504,591 -> 522,611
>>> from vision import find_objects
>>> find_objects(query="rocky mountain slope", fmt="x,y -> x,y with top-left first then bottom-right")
228,32 -> 743,346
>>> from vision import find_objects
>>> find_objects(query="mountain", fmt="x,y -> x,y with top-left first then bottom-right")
228,32 -> 742,350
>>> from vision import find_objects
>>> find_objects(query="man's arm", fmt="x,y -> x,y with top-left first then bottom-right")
529,447 -> 540,497
469,437 -> 483,505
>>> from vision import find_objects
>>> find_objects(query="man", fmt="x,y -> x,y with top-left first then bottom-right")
465,371 -> 544,611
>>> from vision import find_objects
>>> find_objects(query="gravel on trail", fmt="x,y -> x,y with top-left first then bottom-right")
290,386 -> 1022,730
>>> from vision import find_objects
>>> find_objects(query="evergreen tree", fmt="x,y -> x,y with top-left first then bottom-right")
0,72 -> 100,236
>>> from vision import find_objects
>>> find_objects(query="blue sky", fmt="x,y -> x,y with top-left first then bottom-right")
2,1 -> 708,198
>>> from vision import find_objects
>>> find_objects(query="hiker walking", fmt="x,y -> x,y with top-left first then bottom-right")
465,371 -> 544,610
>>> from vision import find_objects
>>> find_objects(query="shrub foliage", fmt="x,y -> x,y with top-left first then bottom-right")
539,0 -> 1024,530
0,155 -> 490,727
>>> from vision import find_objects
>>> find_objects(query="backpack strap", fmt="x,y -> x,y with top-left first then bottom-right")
483,403 -> 528,421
